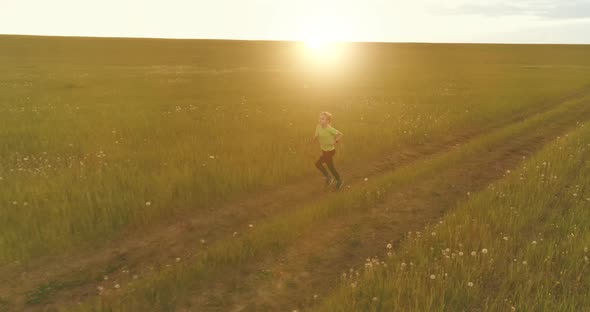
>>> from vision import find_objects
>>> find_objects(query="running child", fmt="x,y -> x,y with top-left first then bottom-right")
312,111 -> 343,190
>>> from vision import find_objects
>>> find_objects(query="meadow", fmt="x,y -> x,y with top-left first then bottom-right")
1,35 -> 590,311
319,119 -> 590,312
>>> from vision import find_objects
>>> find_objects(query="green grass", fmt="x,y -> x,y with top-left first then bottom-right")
73,89 -> 590,311
1,35 -> 590,265
317,117 -> 590,311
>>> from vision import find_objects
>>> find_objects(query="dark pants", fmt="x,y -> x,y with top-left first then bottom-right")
315,149 -> 340,180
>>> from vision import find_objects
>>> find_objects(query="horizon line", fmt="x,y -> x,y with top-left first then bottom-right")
1,33 -> 589,46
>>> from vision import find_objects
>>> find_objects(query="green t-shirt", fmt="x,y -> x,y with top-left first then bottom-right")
315,124 -> 342,151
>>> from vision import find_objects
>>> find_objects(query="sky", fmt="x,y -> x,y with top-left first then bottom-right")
1,0 -> 589,43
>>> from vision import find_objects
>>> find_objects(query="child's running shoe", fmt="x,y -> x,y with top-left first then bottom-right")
325,176 -> 335,187
335,179 -> 343,190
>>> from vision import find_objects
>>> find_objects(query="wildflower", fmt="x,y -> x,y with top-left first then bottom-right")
175,257 -> 181,262
209,155 -> 215,159
467,282 -> 474,287
471,251 -> 477,256
387,243 -> 392,249
104,276 -> 109,281
97,286 -> 104,292
511,306 -> 516,311
313,294 -> 319,299
248,224 -> 254,228
233,231 -> 238,237
372,297 -> 378,302
200,239 -> 206,244
145,201 -> 151,206
114,284 -> 120,289
584,247 -> 588,253
430,274 -> 436,280
458,252 -> 464,256
522,261 -> 527,265
401,262 -> 407,268
481,248 -> 488,254
503,236 -> 509,241
532,241 -> 537,245
364,177 -> 369,182
387,251 -> 393,258
431,232 -> 436,236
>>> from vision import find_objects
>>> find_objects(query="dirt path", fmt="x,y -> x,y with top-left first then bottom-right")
2,87 -> 590,311
186,95 -> 590,311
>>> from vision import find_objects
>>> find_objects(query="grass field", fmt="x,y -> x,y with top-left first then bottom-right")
318,121 -> 590,312
1,35 -> 590,311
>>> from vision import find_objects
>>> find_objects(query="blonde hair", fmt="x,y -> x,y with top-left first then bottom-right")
320,111 -> 333,123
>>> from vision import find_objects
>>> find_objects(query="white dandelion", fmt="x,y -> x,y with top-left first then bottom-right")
467,282 -> 474,287
430,274 -> 436,280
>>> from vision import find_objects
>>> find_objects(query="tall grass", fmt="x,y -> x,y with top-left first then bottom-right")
317,118 -> 590,311
74,91 -> 590,311
1,35 -> 590,264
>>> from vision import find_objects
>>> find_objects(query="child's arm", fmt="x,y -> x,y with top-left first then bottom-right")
335,132 -> 343,144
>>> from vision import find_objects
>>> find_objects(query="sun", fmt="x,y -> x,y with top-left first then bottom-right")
305,37 -> 329,50
299,15 -> 350,65
301,35 -> 346,65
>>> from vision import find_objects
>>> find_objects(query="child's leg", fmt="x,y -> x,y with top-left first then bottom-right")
315,155 -> 330,178
325,151 -> 341,181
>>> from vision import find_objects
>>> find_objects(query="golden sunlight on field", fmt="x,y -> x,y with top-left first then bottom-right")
299,15 -> 352,67
303,40 -> 344,63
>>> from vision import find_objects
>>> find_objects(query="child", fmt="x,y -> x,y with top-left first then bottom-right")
312,111 -> 343,190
